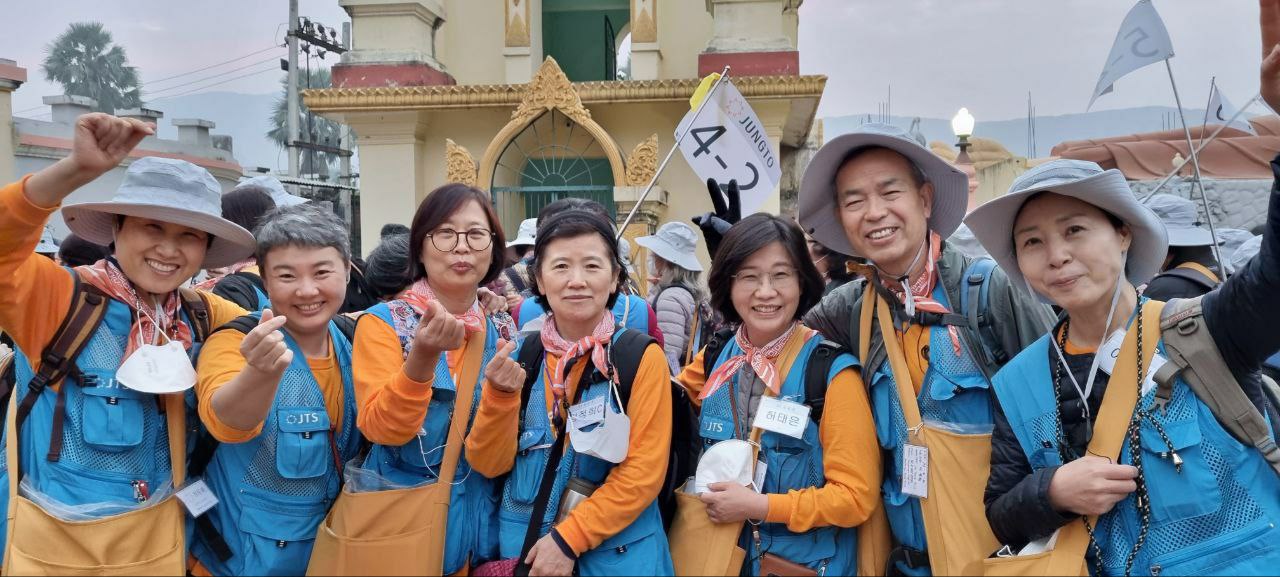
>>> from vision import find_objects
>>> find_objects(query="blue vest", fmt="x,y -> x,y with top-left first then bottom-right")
355,301 -> 501,574
517,294 -> 650,334
0,297 -> 206,553
191,316 -> 362,576
699,335 -> 859,575
250,284 -> 270,312
994,333 -> 1280,576
865,284 -> 994,576
497,331 -> 674,576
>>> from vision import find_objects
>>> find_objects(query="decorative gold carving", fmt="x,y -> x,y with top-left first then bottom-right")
303,75 -> 828,112
510,57 -> 592,127
632,0 -> 657,43
445,139 -> 478,187
625,134 -> 659,186
505,0 -> 530,47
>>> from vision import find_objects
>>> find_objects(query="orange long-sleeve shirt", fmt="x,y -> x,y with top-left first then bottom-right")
353,313 -> 484,446
195,328 -> 346,443
677,333 -> 882,532
466,343 -> 674,556
0,178 -> 246,374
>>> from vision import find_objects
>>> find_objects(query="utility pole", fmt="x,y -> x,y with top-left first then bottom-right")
287,0 -> 300,179
339,22 -> 353,231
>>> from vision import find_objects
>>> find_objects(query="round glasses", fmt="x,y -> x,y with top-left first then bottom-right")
731,268 -> 799,292
426,228 -> 494,252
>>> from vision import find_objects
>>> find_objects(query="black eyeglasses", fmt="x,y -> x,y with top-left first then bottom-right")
426,228 -> 495,252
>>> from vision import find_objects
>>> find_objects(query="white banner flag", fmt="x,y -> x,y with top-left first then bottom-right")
1207,85 -> 1256,134
676,79 -> 782,215
1088,0 -> 1175,110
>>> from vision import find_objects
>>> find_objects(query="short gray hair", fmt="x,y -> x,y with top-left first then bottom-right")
255,203 -> 351,267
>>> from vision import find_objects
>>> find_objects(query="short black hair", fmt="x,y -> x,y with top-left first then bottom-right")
380,223 -> 410,239
222,185 -> 277,235
537,198 -> 612,226
364,233 -> 412,300
708,214 -> 825,325
528,209 -> 628,310
58,233 -> 109,267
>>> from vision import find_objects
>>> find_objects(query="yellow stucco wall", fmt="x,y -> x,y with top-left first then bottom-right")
437,0 -> 507,84
655,1 -> 714,80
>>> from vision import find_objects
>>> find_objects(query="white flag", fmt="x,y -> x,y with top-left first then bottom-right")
1207,85 -> 1256,134
1088,0 -> 1175,110
676,78 -> 782,215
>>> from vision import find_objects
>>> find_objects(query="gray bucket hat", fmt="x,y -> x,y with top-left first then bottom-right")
507,218 -> 537,247
61,157 -> 256,269
947,223 -> 989,260
35,225 -> 60,254
636,221 -> 703,272
239,175 -> 308,207
964,159 -> 1168,300
798,123 -> 969,257
1145,193 -> 1214,247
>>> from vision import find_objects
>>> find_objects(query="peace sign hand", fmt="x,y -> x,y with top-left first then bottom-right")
484,339 -> 526,394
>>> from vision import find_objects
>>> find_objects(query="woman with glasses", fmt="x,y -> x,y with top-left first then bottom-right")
466,208 -> 675,576
310,183 -> 520,575
673,214 -> 880,576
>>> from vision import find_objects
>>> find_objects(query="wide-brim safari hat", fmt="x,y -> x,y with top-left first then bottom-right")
798,122 -> 969,257
62,157 -> 256,269
1144,193 -> 1214,247
636,221 -> 703,272
964,158 -> 1167,301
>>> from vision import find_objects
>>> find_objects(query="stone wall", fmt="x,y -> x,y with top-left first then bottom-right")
1130,177 -> 1272,234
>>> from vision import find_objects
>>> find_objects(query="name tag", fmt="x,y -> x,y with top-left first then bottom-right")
1097,330 -> 1126,375
752,396 -> 809,439
753,459 -> 768,493
901,444 -> 929,499
568,395 -> 606,427
176,479 -> 219,518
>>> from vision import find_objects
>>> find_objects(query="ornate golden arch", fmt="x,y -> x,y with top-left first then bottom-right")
478,57 -> 627,190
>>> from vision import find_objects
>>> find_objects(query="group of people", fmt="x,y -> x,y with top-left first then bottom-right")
2,6 -> 1280,577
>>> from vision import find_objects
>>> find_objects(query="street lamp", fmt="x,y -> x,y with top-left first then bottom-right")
951,107 -> 975,165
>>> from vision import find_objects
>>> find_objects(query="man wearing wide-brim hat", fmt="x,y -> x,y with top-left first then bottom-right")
0,113 -> 256,572
1142,193 -> 1223,300
796,123 -> 1055,576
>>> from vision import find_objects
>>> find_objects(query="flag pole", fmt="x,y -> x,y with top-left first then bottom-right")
1199,77 -> 1216,146
1164,58 -> 1226,273
616,66 -> 731,240
1139,92 -> 1260,201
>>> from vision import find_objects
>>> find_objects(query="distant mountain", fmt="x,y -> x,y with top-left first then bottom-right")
146,91 -> 281,171
823,106 -> 1230,158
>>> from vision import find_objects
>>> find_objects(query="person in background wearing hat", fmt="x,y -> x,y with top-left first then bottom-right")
35,225 -> 60,261
500,217 -> 537,302
796,123 -> 1055,576
638,221 -> 709,373
974,18 -> 1280,566
190,203 -> 363,576
1142,193 -> 1223,300
0,113 -> 256,571
239,174 -> 310,209
1213,227 -> 1255,275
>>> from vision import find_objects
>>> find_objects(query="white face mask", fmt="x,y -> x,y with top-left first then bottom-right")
568,384 -> 631,464
693,439 -> 754,494
115,340 -> 196,394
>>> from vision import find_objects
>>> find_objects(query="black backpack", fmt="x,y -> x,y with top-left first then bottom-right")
514,329 -> 700,530
700,328 -> 844,424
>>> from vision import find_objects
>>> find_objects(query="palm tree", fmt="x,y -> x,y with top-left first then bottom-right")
269,67 -> 346,178
42,22 -> 142,114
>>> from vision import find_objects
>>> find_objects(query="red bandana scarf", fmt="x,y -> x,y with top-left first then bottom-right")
540,313 -> 616,424
76,259 -> 193,360
700,321 -> 804,400
882,231 -> 962,355
400,278 -> 485,333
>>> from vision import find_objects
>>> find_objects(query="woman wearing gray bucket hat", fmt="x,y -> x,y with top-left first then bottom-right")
969,149 -> 1280,574
1142,193 -> 1222,300
795,122 -> 1055,576
0,112 -> 256,574
637,221 -> 711,373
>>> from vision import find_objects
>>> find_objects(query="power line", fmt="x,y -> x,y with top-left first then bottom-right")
144,45 -> 282,86
149,65 -> 280,102
143,55 -> 282,97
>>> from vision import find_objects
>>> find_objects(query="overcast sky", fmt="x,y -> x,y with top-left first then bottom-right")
1,0 -> 1265,122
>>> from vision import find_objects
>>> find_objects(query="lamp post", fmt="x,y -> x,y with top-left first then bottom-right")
951,107 -> 975,165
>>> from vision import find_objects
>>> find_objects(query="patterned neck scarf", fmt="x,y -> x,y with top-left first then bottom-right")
399,278 -> 484,333
701,321 -> 802,400
881,231 -> 962,354
76,258 -> 193,360
540,312 -> 616,424
193,257 -> 256,290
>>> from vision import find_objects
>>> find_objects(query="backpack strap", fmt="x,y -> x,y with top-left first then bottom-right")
1158,264 -> 1221,291
701,328 -> 735,385
606,330 -> 657,409
178,287 -> 213,343
211,271 -> 265,313
959,257 -> 1006,379
516,336 -> 546,419
1153,297 -> 1280,477
332,312 -> 361,343
803,340 -> 844,424
17,274 -> 109,432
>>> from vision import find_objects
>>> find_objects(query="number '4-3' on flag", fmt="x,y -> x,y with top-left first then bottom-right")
1088,0 -> 1175,110
676,72 -> 783,215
